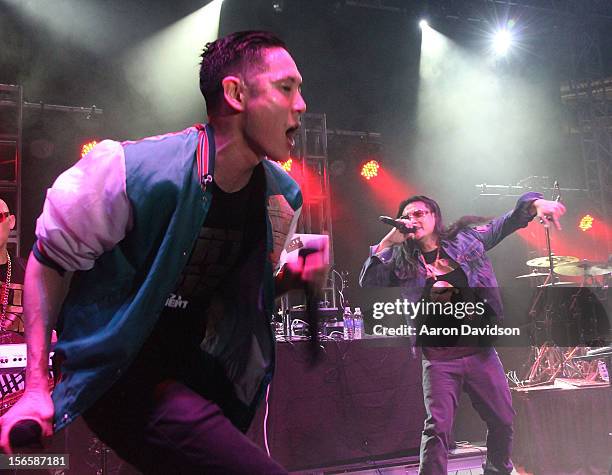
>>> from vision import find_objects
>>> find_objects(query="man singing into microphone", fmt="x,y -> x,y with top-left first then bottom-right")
360,192 -> 565,475
0,31 -> 327,473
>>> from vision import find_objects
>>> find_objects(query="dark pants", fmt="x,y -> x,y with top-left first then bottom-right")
419,349 -> 515,475
82,377 -> 287,474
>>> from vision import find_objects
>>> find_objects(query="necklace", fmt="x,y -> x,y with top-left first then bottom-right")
420,247 -> 440,281
420,247 -> 455,280
1,250 -> 11,329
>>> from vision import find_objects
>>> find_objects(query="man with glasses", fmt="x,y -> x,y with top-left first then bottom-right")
0,31 -> 325,474
0,199 -> 26,336
360,193 -> 566,475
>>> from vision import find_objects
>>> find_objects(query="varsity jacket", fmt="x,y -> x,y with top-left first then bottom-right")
34,125 -> 302,431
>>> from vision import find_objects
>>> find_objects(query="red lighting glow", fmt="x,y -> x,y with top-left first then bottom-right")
361,160 -> 380,180
80,140 -> 98,158
361,166 -> 417,211
279,158 -> 292,172
579,214 -> 594,232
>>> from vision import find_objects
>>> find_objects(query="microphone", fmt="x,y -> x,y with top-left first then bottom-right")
553,180 -> 561,202
297,247 -> 322,365
379,216 -> 417,235
9,419 -> 43,450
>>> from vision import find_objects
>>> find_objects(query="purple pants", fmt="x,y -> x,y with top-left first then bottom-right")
419,349 -> 515,475
82,378 -> 287,474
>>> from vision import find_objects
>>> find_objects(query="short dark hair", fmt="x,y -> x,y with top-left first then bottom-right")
199,30 -> 287,114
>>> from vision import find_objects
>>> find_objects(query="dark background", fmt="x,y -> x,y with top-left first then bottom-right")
1,0 -> 610,339
1,0 -> 611,459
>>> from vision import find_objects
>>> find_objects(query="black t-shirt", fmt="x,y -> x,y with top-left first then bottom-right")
124,164 -> 267,395
0,255 -> 26,287
416,248 -> 484,359
0,254 -> 26,336
167,163 -> 266,310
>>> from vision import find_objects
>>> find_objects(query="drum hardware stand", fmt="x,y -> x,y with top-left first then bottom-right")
522,182 -> 572,385
523,224 -> 558,382
523,345 -> 594,386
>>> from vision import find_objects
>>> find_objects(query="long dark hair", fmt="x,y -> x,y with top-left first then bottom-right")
392,195 -> 490,279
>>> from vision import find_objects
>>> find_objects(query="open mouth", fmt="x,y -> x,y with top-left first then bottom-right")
286,125 -> 299,148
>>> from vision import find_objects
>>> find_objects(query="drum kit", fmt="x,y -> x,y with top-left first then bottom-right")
513,182 -> 610,385
516,255 -> 611,385
516,255 -> 611,287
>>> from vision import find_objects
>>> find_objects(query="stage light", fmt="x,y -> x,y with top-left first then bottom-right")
360,160 -> 380,180
272,0 -> 284,13
579,214 -> 594,232
279,158 -> 292,172
122,0 -> 223,128
493,29 -> 513,56
80,140 -> 98,158
419,20 -> 448,65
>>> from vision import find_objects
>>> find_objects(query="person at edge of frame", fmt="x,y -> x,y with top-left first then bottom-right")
0,199 -> 27,338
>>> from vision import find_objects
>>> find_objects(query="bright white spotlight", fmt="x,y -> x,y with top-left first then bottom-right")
493,29 -> 513,56
420,20 -> 448,66
419,19 -> 429,29
122,0 -> 224,126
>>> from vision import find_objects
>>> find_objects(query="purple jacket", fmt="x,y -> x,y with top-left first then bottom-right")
359,192 -> 542,320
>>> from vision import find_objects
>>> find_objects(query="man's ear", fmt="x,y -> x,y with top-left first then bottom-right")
221,76 -> 246,112
8,215 -> 15,231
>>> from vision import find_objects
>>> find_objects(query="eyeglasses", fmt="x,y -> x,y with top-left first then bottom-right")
400,209 -> 430,221
0,212 -> 10,223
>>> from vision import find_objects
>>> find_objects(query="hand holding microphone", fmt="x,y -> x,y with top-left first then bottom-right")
379,216 -> 417,235
0,389 -> 53,454
374,216 -> 417,253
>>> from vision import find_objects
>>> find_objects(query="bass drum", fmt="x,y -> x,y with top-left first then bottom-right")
533,286 -> 610,347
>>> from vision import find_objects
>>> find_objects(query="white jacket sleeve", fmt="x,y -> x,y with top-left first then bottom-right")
35,140 -> 133,271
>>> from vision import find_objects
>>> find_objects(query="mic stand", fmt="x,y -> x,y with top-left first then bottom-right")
544,180 -> 562,286
523,181 -> 565,385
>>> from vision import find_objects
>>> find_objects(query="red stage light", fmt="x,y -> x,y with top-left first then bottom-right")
361,160 -> 380,180
279,158 -> 292,172
80,140 -> 98,158
578,214 -> 594,232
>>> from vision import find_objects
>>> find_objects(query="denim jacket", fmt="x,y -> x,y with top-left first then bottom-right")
359,192 -> 542,320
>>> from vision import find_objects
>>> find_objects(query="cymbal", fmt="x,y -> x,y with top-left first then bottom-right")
526,256 -> 579,267
515,272 -> 549,279
537,281 -> 574,288
554,261 -> 612,276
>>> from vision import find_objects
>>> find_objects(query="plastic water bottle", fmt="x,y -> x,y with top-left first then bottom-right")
343,307 -> 354,340
353,307 -> 364,339
598,360 -> 609,383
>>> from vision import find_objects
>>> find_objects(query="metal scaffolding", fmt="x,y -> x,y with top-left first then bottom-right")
0,84 -> 104,257
0,84 -> 23,256
561,19 -> 612,256
292,112 -> 338,308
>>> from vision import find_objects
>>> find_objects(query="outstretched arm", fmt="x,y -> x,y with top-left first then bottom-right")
465,192 -> 565,251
